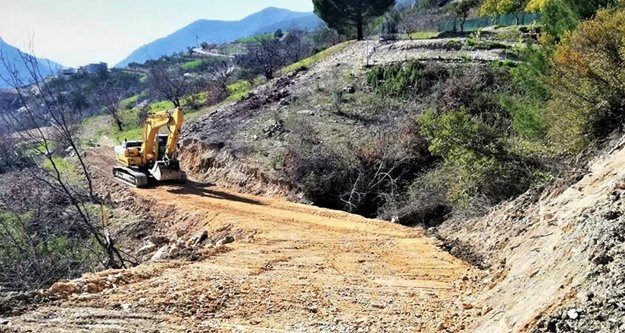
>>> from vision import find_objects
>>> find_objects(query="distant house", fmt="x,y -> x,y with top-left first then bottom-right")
78,62 -> 108,74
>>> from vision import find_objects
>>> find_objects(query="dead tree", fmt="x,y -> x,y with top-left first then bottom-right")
0,48 -> 132,271
237,37 -> 285,80
95,82 -> 125,131
147,64 -> 192,108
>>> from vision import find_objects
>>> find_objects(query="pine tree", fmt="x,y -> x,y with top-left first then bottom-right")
313,0 -> 396,40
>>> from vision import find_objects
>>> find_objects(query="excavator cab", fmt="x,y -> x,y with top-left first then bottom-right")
113,108 -> 186,187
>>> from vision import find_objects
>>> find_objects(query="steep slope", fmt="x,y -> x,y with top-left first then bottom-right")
0,37 -> 62,89
437,139 -> 625,332
116,7 -> 322,67
179,38 -> 511,197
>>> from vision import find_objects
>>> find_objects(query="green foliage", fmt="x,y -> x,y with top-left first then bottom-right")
417,107 -> 536,207
481,0 -> 529,17
532,0 -> 618,37
236,33 -> 274,44
546,6 -> 625,153
510,45 -> 550,100
313,0 -> 396,40
367,61 -> 449,98
501,96 -> 547,139
539,0 -> 581,37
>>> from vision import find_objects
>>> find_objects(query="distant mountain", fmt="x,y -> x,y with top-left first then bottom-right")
117,7 -> 323,68
0,37 -> 62,89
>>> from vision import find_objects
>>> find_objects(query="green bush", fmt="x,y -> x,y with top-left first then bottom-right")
0,210 -> 96,289
418,108 -> 537,208
546,6 -> 625,153
367,61 -> 449,98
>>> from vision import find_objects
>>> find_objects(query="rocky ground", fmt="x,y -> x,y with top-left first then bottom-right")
1,149 -> 481,332
437,139 -> 625,332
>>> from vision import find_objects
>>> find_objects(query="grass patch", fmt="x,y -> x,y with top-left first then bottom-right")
227,80 -> 252,101
111,126 -> 143,143
236,33 -> 273,44
150,100 -> 175,112
120,94 -> 140,109
279,41 -> 353,75
181,59 -> 204,71
42,157 -> 76,174
405,31 -> 439,40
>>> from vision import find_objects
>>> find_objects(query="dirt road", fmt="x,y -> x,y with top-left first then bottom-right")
7,151 -> 479,333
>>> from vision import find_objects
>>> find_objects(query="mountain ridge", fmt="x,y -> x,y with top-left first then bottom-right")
116,7 -> 322,68
0,37 -> 63,89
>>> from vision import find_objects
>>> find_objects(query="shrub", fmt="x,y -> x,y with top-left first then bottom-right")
284,118 -> 430,217
0,136 -> 33,174
546,6 -> 625,153
0,176 -> 100,290
418,108 -> 537,208
367,61 -> 449,98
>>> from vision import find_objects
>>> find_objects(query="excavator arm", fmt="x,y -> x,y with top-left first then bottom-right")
165,107 -> 183,158
140,107 -> 184,164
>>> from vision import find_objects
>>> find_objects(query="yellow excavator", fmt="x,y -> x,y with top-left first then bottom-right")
113,107 -> 186,187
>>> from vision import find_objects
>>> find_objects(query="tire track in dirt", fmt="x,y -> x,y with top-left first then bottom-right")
8,149 -> 482,332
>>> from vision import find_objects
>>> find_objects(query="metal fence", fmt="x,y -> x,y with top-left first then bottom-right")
438,13 -> 541,32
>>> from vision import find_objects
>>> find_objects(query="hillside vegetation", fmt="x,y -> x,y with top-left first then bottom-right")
2,0 -> 625,332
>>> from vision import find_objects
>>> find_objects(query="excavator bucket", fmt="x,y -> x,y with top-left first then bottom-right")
149,161 -> 186,183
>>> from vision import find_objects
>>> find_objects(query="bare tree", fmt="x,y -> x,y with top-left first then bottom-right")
237,37 -> 285,80
282,30 -> 312,64
204,59 -> 235,105
0,47 -> 133,274
147,64 -> 192,107
94,82 -> 125,131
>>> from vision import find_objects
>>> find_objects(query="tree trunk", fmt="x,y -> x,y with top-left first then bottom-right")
357,21 -> 364,41
115,119 -> 123,132
173,98 -> 181,108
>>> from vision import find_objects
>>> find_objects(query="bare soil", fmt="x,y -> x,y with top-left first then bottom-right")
4,149 -> 482,332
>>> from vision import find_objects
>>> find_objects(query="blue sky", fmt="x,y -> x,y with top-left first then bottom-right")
2,0 -> 314,67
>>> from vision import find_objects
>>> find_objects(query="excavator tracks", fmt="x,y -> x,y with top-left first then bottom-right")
112,166 -> 149,188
